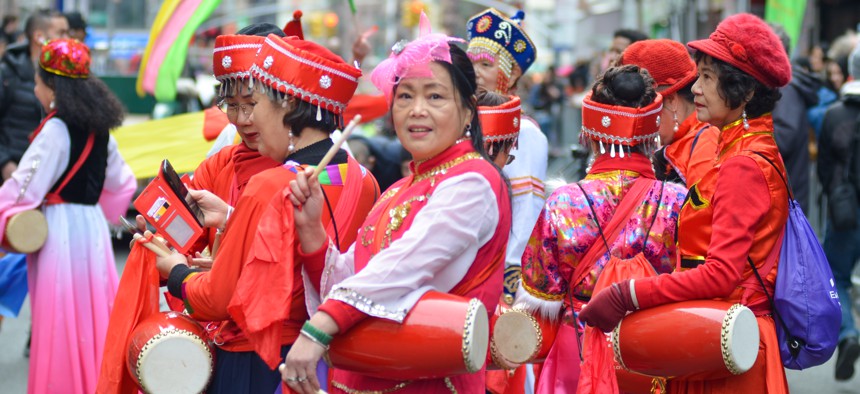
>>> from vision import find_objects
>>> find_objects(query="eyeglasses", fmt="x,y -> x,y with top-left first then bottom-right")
219,102 -> 255,119
506,154 -> 516,165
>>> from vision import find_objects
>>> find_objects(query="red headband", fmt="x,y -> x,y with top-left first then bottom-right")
581,92 -> 663,155
479,96 -> 521,144
213,35 -> 263,82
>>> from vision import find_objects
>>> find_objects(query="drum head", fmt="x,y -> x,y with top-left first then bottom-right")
138,332 -> 213,394
723,304 -> 760,375
493,309 -> 540,363
463,298 -> 489,373
6,210 -> 47,253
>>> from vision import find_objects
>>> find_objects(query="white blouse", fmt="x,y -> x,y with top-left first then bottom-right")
304,172 -> 500,322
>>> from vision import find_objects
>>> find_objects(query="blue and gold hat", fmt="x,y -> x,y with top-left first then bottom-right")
466,8 -> 536,82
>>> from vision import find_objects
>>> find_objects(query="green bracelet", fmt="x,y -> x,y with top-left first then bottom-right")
301,321 -> 333,346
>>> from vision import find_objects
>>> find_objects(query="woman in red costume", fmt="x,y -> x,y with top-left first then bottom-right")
149,33 -> 378,393
618,39 -> 719,187
581,13 -> 793,393
279,14 -> 512,394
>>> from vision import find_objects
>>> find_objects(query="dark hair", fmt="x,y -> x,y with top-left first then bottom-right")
25,9 -> 60,42
283,96 -> 342,135
236,22 -> 286,38
39,68 -> 125,136
591,64 -> 657,108
477,90 -> 516,160
614,29 -> 648,44
693,52 -> 781,118
64,11 -> 86,31
673,80 -> 695,104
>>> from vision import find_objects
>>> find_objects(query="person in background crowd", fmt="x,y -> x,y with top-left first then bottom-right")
619,38 -> 719,187
827,56 -> 849,94
64,11 -> 86,43
528,65 -> 565,148
771,23 -> 818,213
817,43 -> 860,382
0,9 -> 68,182
466,8 -> 547,311
0,38 -> 136,394
581,13 -> 792,393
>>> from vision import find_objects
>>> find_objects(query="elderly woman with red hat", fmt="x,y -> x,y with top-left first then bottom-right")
619,39 -> 719,186
280,13 -> 511,394
150,33 -> 379,393
0,38 -> 136,393
581,13 -> 793,393
513,64 -> 687,393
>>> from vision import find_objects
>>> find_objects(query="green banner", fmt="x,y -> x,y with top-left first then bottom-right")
765,0 -> 808,56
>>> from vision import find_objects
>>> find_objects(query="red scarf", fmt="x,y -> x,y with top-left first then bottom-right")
232,143 -> 279,197
589,152 -> 656,179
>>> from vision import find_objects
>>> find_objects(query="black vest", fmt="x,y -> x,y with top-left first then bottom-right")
48,127 -> 109,205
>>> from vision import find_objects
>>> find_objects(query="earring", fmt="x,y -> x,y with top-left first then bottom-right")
49,100 -> 55,110
465,124 -> 472,138
672,111 -> 679,133
742,109 -> 749,130
288,131 -> 295,152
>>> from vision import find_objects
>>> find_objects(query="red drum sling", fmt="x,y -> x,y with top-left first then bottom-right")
612,300 -> 759,380
328,291 -> 488,380
127,311 -> 214,394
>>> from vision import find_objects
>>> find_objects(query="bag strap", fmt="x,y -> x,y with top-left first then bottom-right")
688,125 -> 710,161
44,133 -> 95,204
570,177 -> 655,290
746,150 -> 802,356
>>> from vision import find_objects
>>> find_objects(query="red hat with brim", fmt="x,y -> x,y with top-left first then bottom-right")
620,39 -> 697,97
687,13 -> 790,88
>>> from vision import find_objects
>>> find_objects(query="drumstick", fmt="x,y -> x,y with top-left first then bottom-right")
133,233 -> 171,258
312,115 -> 361,179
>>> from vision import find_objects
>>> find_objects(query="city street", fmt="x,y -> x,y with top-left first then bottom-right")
0,240 -> 859,393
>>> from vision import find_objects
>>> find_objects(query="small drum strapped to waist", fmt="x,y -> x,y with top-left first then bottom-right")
327,291 -> 489,381
611,300 -> 760,381
2,209 -> 48,254
489,306 -> 559,366
127,311 -> 215,394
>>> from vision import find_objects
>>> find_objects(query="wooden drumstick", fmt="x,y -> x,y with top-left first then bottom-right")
132,233 -> 171,258
312,115 -> 361,179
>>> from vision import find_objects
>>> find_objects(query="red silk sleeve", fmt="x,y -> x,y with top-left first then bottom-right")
635,156 -> 770,307
318,299 -> 368,333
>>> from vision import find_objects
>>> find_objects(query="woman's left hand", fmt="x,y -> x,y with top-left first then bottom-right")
155,251 -> 189,278
280,335 -> 326,394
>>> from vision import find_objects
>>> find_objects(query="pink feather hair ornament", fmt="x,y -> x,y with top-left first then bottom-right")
370,12 -> 465,103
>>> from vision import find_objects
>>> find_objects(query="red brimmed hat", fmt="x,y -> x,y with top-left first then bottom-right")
213,35 -> 263,83
687,13 -> 790,88
40,38 -> 90,78
250,34 -> 361,116
479,95 -> 521,144
581,92 -> 663,157
620,39 -> 696,96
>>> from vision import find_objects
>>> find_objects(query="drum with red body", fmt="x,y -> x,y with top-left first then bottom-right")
490,307 -> 559,366
328,291 -> 488,380
612,300 -> 759,380
127,311 -> 215,394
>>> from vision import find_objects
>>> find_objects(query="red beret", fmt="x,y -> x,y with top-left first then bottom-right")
620,39 -> 697,96
688,13 -> 790,88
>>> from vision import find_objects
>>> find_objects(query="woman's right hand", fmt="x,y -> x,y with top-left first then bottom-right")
289,167 -> 327,253
187,189 -> 230,228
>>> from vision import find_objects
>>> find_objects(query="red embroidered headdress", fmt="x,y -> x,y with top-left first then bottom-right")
213,34 -> 263,95
479,95 -> 521,145
40,38 -> 90,79
581,92 -> 663,157
250,34 -> 362,124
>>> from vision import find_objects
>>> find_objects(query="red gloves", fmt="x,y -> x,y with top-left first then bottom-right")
579,279 -> 637,332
